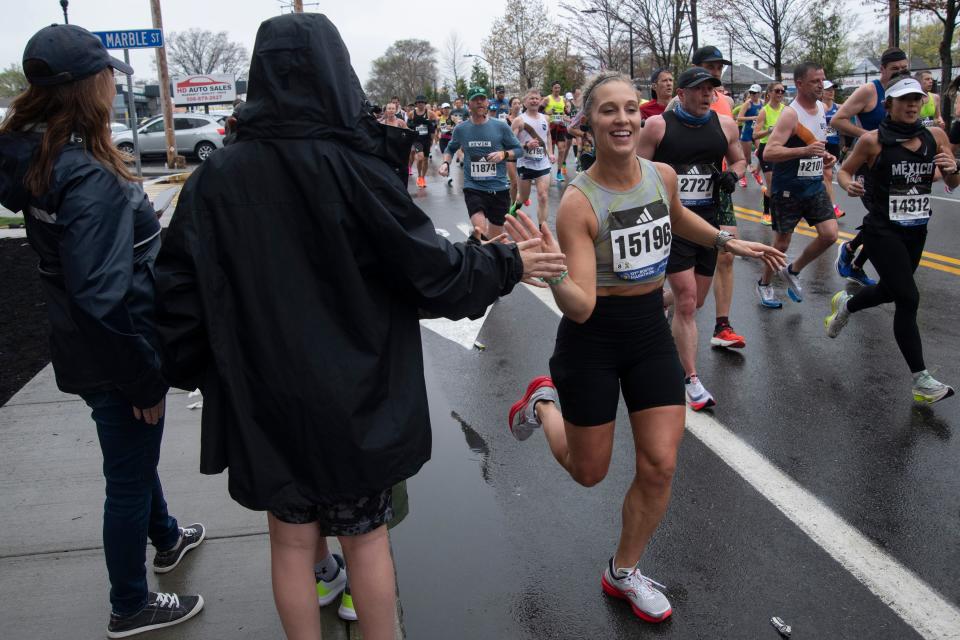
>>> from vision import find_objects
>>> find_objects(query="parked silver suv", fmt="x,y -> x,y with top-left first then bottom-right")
113,113 -> 225,162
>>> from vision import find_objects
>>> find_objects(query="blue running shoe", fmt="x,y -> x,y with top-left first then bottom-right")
835,242 -> 855,278
846,267 -> 877,287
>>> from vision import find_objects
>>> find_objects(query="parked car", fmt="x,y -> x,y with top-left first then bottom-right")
112,113 -> 225,162
110,122 -> 130,134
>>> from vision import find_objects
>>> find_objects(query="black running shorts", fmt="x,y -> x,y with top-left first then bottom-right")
270,488 -> 393,536
667,207 -> 719,276
771,188 -> 834,234
518,166 -> 551,181
463,188 -> 510,226
549,291 -> 685,426
757,143 -> 773,172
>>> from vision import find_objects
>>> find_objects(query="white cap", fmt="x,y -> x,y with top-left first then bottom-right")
441,102 -> 451,108
565,92 -> 574,100
748,84 -> 762,93
885,76 -> 925,98
823,80 -> 834,89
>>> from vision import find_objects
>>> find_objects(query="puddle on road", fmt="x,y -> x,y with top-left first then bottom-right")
390,362 -> 514,639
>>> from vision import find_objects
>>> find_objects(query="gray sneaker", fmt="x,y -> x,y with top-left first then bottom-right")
824,291 -> 853,338
601,559 -> 672,623
153,523 -> 205,574
756,281 -> 783,309
107,592 -> 204,638
780,265 -> 803,302
912,371 -> 955,404
508,376 -> 557,441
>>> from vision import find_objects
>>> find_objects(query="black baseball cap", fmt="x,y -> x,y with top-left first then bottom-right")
677,67 -> 722,89
495,85 -> 505,92
415,95 -> 427,103
692,46 -> 731,66
23,24 -> 133,86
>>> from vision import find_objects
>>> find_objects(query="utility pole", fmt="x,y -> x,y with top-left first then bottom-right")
888,0 -> 900,48
59,0 -> 69,24
150,0 -> 177,169
690,0 -> 699,50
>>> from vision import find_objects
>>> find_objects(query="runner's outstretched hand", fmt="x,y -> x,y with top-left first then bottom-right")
723,239 -> 787,272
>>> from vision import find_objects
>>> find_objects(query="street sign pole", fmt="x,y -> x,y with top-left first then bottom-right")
123,49 -> 142,177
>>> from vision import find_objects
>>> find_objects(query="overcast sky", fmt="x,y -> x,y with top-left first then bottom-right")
1,0 -> 884,88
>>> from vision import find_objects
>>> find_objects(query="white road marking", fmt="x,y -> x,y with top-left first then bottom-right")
419,223 -> 491,350
931,195 -> 960,204
528,286 -> 960,639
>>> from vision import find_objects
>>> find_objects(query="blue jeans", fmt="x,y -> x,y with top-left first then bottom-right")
82,391 -> 180,616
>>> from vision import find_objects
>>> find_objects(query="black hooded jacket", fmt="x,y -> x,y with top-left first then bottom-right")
0,130 -> 167,407
154,13 -> 524,509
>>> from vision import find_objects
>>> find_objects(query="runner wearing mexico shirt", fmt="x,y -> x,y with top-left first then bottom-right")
440,86 -> 524,239
756,62 -> 839,309
545,81 -> 570,181
409,95 -> 437,189
503,71 -> 784,625
638,67 -> 746,411
511,88 -> 555,225
827,74 -> 960,404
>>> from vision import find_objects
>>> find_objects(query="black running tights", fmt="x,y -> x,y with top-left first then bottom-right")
847,225 -> 927,372
847,230 -> 868,268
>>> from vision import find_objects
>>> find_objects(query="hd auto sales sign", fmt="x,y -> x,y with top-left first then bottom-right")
172,74 -> 237,106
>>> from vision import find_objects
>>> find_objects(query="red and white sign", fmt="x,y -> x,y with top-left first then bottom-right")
172,73 -> 237,106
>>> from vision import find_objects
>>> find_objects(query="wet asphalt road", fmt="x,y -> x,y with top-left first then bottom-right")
389,158 -> 960,639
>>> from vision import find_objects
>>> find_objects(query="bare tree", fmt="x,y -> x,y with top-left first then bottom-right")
482,1 -> 554,90
443,32 -> 466,89
364,39 -> 438,104
559,0 -> 630,73
702,0 -> 804,80
165,29 -> 249,79
622,0 -> 692,73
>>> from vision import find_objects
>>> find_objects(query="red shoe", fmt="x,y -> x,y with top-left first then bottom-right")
508,376 -> 556,441
833,204 -> 845,218
739,176 -> 747,188
711,325 -> 746,349
524,199 -> 531,206
561,165 -> 567,176
752,170 -> 763,185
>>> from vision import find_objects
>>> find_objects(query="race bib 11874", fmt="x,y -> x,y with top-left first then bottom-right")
470,160 -> 497,179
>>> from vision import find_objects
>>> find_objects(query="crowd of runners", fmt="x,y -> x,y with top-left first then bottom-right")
358,43 -> 960,628
3,13 -> 959,640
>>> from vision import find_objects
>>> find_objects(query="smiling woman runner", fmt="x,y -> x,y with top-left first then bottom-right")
827,73 -> 960,404
504,71 -> 785,624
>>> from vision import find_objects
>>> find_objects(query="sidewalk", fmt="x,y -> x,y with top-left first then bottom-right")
0,366 -> 403,639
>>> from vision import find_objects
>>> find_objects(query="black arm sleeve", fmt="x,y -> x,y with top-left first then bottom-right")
153,180 -> 211,391
358,164 -> 524,320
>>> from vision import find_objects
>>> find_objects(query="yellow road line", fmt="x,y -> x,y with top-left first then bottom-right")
733,205 -> 960,273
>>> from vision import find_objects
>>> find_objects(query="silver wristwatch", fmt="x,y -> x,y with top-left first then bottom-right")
714,230 -> 734,251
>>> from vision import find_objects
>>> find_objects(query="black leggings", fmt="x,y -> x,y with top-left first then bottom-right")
847,230 -> 869,268
847,225 -> 927,372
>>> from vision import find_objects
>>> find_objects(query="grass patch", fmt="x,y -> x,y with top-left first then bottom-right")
0,217 -> 24,227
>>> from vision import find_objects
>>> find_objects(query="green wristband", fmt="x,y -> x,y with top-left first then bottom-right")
540,270 -> 568,286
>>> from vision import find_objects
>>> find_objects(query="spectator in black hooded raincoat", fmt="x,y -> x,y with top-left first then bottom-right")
153,13 -> 565,640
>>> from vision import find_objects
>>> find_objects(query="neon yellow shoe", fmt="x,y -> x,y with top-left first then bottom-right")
316,554 -> 347,606
338,585 -> 357,621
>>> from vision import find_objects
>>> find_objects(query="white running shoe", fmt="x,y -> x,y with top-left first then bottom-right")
685,375 -> 716,411
756,281 -> 783,309
824,291 -> 852,338
912,371 -> 955,405
780,265 -> 803,302
601,560 -> 672,623
316,554 -> 348,606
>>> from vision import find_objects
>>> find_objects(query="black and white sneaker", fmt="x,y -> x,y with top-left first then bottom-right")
107,592 -> 204,638
153,523 -> 206,574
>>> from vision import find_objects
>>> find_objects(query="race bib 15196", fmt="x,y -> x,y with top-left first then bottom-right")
609,201 -> 672,281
